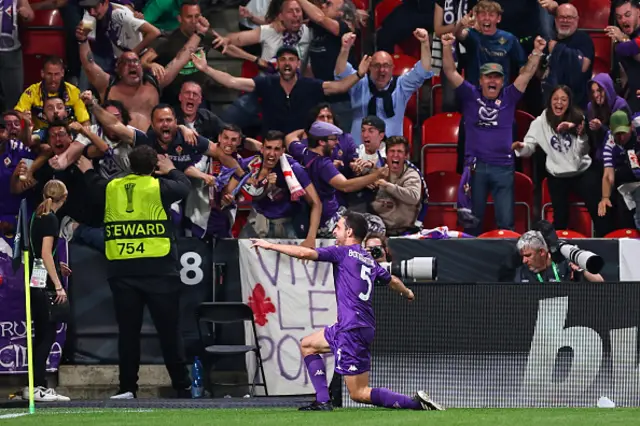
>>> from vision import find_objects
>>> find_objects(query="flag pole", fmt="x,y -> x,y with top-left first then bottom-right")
23,250 -> 35,414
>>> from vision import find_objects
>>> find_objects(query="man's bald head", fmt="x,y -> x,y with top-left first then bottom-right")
370,51 -> 394,90
555,3 -> 579,38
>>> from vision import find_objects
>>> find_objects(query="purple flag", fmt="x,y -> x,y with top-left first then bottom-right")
0,242 -> 68,374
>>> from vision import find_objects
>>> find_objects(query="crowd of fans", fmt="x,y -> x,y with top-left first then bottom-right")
1,0 -> 640,251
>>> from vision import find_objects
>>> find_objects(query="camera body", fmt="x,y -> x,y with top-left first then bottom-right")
379,257 -> 437,282
369,246 -> 385,261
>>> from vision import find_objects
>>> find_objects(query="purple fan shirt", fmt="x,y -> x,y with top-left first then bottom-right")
288,141 -> 340,224
241,155 -> 312,219
457,81 -> 523,166
299,133 -> 357,176
0,139 -> 36,225
316,244 -> 391,331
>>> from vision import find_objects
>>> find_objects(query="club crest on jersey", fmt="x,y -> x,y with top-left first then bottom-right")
4,157 -> 11,167
175,146 -> 183,155
498,37 -> 507,45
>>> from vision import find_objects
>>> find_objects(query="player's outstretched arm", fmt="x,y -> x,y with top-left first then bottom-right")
250,238 -> 319,261
389,275 -> 415,301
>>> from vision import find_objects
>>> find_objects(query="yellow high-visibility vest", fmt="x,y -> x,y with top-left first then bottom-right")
104,174 -> 170,260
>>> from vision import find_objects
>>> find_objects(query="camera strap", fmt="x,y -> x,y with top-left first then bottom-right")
536,262 -> 560,282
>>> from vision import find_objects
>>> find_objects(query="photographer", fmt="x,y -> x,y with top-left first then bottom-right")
499,220 -> 604,283
513,230 -> 603,283
364,234 -> 392,263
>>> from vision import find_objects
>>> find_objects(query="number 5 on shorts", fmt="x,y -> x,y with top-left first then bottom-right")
359,265 -> 372,301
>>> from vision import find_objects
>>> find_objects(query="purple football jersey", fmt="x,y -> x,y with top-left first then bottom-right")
0,139 -> 35,224
288,141 -> 341,224
457,81 -> 523,166
316,244 -> 391,331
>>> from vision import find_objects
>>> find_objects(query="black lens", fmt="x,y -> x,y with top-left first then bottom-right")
370,246 -> 383,259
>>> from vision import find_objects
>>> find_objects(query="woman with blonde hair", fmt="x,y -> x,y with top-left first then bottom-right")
24,179 -> 71,402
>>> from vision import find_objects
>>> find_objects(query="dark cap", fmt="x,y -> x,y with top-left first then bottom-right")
275,45 -> 299,59
362,115 -> 386,133
78,0 -> 102,7
479,62 -> 504,76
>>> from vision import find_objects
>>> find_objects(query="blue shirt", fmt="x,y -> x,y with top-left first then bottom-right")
463,28 -> 526,86
336,60 -> 433,145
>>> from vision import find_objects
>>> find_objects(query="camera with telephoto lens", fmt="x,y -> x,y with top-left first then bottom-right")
379,258 -> 437,281
558,241 -> 604,274
533,220 -> 604,274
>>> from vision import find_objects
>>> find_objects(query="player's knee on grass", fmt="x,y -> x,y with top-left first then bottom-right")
347,386 -> 372,404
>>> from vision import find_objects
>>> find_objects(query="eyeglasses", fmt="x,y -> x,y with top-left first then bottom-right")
557,15 -> 577,21
371,63 -> 393,71
119,58 -> 141,66
49,131 -> 69,139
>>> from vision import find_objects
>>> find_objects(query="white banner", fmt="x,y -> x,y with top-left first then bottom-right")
238,239 -> 338,396
619,239 -> 640,281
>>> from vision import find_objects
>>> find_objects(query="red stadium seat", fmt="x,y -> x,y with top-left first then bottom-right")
556,229 -> 588,239
590,32 -> 612,76
241,60 -> 260,79
426,171 -> 460,202
515,110 -> 535,142
391,54 -> 419,126
483,172 -> 533,234
423,171 -> 461,230
420,112 -> 461,174
604,229 -> 640,238
541,178 -> 594,237
351,0 -> 367,11
21,10 -> 66,88
592,56 -> 611,76
478,230 -> 522,239
573,0 -> 611,29
374,0 -> 421,57
403,116 -> 413,151
515,110 -> 535,177
392,53 -> 417,76
374,0 -> 402,29
395,38 -> 421,60
431,84 -> 443,116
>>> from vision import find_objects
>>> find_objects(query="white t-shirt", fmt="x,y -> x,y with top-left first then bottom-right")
259,24 -> 312,63
75,124 -> 133,180
240,0 -> 272,29
84,4 -> 145,57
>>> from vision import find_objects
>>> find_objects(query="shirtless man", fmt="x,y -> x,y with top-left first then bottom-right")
75,16 -> 211,130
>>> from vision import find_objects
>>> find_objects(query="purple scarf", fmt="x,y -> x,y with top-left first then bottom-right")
282,29 -> 303,47
457,157 -> 480,229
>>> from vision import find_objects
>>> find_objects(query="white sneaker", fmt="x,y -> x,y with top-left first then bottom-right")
415,390 -> 445,411
43,388 -> 71,402
23,386 -> 57,402
110,391 -> 136,400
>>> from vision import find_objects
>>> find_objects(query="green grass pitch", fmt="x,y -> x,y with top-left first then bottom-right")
1,408 -> 640,425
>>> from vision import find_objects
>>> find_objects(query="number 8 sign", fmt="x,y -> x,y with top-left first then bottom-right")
180,251 -> 204,286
